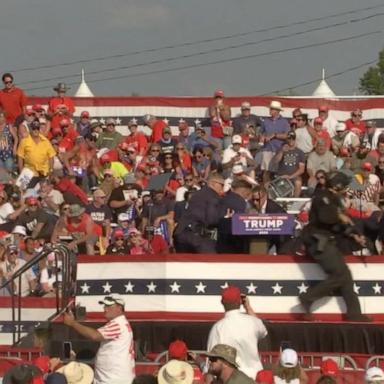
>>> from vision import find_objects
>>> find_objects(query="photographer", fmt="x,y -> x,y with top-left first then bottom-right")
207,285 -> 267,379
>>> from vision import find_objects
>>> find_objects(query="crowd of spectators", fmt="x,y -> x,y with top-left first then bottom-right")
0,73 -> 384,295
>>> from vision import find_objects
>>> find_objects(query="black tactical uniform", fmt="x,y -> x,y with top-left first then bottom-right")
173,186 -> 222,253
300,173 -> 367,321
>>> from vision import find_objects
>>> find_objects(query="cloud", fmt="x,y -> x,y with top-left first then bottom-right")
105,1 -> 172,29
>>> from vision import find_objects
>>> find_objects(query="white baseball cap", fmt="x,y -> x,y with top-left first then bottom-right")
98,293 -> 125,307
280,348 -> 298,368
12,225 -> 27,236
232,135 -> 242,144
118,213 -> 130,222
366,367 -> 384,382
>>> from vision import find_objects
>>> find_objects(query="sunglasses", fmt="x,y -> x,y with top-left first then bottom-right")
185,178 -> 193,182
63,207 -> 70,211
165,156 -> 173,159
9,251 -> 17,255
379,161 -> 384,164
115,237 -> 125,241
127,151 -> 135,154
317,176 -> 325,180
352,114 -> 362,118
3,81 -> 12,85
151,149 -> 160,153
176,147 -> 184,150
29,203 -> 38,207
296,118 -> 303,121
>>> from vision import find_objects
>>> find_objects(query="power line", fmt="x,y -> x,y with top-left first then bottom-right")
10,2 -> 384,74
19,12 -> 384,87
261,58 -> 379,95
25,29 -> 382,92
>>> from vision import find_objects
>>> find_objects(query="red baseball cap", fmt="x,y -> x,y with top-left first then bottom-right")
318,105 -> 329,112
168,340 -> 188,360
32,104 -> 44,112
60,118 -> 71,127
80,111 -> 90,118
113,229 -> 125,238
25,108 -> 35,116
51,127 -> 62,137
256,369 -> 273,384
214,89 -> 225,98
100,153 -> 111,165
320,359 -> 339,377
361,161 -> 373,172
314,117 -> 323,125
221,286 -> 241,304
119,142 -> 129,150
26,197 -> 39,206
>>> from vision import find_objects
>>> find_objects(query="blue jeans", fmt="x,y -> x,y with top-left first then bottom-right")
0,157 -> 14,172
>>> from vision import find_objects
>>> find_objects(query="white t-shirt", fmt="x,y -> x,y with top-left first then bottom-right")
295,127 -> 313,154
222,146 -> 253,166
207,309 -> 267,379
94,314 -> 135,384
0,259 -> 35,296
322,115 -> 339,138
0,202 -> 14,224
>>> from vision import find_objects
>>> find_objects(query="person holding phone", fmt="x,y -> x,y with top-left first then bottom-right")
63,293 -> 135,384
207,285 -> 267,379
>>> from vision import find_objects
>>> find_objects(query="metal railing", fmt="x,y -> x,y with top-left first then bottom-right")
0,243 -> 75,345
366,355 -> 384,370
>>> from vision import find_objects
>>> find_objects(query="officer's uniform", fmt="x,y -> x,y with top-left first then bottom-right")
173,186 -> 222,253
300,188 -> 363,320
217,190 -> 248,254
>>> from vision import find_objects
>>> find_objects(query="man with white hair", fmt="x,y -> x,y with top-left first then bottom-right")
143,114 -> 167,143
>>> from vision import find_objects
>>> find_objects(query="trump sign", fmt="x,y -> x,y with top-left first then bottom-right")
231,213 -> 295,235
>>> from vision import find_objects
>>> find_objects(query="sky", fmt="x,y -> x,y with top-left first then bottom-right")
1,0 -> 384,97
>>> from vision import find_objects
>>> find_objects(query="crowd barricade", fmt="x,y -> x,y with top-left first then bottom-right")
0,346 -> 42,361
366,355 -> 384,370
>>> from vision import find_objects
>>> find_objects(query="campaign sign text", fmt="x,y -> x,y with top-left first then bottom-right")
232,214 -> 295,235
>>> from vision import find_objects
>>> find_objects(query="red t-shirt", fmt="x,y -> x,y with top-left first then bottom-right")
124,132 -> 148,154
48,96 -> 75,115
345,118 -> 366,136
150,234 -> 168,254
0,87 -> 27,124
55,178 -> 89,205
151,120 -> 167,143
313,130 -> 331,149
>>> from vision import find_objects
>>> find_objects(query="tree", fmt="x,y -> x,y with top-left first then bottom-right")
359,49 -> 384,95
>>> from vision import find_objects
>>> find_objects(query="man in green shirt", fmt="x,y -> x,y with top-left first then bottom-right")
207,344 -> 255,384
96,118 -> 123,149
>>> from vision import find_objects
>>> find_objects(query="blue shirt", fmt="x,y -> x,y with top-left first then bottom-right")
260,115 -> 290,152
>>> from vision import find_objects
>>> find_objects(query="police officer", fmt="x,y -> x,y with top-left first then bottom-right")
217,179 -> 252,254
299,172 -> 370,321
173,173 -> 225,253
